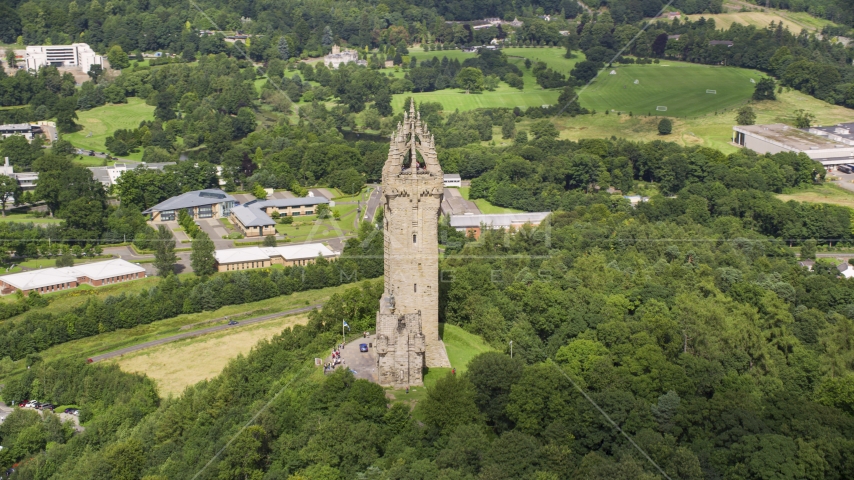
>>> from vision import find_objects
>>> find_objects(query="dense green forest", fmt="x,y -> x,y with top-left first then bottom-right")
4,126 -> 854,477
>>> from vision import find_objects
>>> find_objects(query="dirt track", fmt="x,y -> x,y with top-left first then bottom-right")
88,305 -> 322,363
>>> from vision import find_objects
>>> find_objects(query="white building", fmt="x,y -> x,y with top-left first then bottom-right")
25,43 -> 104,72
443,174 -> 461,187
323,45 -> 366,69
0,157 -> 38,196
0,259 -> 146,295
88,162 -> 176,187
214,244 -> 339,271
733,123 -> 854,167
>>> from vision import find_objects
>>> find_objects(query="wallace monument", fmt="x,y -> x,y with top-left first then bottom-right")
375,101 -> 451,387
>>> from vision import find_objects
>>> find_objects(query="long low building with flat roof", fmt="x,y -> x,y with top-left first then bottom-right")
449,212 -> 551,239
0,258 -> 146,295
733,123 -> 854,167
214,243 -> 339,272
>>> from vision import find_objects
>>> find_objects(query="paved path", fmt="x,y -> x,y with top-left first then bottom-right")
88,305 -> 322,363
326,333 -> 378,383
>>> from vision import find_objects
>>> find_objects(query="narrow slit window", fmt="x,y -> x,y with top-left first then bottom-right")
414,284 -> 417,293
413,234 -> 417,244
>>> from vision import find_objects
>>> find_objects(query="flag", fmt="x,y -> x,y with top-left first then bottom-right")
343,320 -> 350,330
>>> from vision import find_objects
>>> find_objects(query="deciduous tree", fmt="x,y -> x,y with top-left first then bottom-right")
456,67 -> 484,94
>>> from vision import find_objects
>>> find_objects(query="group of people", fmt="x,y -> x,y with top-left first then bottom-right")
323,344 -> 345,373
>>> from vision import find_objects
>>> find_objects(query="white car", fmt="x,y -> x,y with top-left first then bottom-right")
25,401 -> 37,408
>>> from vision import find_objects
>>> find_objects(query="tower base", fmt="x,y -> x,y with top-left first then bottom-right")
375,312 -> 425,387
426,340 -> 451,368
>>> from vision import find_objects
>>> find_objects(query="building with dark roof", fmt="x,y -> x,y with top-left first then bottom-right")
229,196 -> 330,237
142,189 -> 236,222
0,123 -> 43,141
230,205 -> 277,237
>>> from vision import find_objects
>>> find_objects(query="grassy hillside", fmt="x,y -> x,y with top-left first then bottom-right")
113,313 -> 310,396
776,183 -> 854,209
394,47 -> 581,111
399,47 -> 760,119
513,88 -> 854,154
64,97 -> 155,161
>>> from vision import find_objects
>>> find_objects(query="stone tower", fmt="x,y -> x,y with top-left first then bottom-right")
376,101 -> 450,387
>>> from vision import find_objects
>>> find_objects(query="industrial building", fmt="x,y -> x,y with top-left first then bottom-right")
0,259 -> 146,295
214,243 -> 339,272
142,189 -> 236,222
449,212 -> 551,239
24,43 -> 104,72
732,123 -> 854,167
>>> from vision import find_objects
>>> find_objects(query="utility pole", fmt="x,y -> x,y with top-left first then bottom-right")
509,340 -> 513,359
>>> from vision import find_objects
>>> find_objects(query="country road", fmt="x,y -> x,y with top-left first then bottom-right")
88,305 -> 322,363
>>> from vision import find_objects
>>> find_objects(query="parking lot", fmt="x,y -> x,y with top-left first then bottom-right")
327,334 -> 378,383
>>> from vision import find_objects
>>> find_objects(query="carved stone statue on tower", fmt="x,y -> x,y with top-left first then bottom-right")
375,100 -> 450,387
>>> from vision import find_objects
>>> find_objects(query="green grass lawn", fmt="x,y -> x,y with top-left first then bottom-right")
0,212 -> 63,225
442,323 -> 496,373
399,47 -> 759,119
578,62 -> 762,118
458,186 -> 524,214
273,203 -> 360,241
539,87 -> 854,154
71,155 -> 110,167
64,98 -> 155,161
776,183 -> 854,209
393,47 -> 582,112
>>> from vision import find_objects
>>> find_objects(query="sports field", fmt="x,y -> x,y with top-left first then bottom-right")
64,97 -> 155,161
579,63 -> 762,117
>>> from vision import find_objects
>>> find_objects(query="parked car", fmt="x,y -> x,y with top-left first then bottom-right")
228,320 -> 238,326
359,343 -> 369,352
17,400 -> 27,408
41,404 -> 55,411
839,165 -> 852,174
25,401 -> 38,408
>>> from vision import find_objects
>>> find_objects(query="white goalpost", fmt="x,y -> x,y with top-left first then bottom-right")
706,89 -> 717,94
656,106 -> 668,111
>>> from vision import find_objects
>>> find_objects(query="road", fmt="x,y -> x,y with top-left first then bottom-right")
364,185 -> 381,222
88,304 -> 322,363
